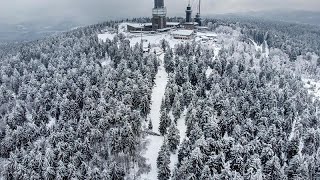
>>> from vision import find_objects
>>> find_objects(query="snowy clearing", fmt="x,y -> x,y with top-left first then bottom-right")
97,33 -> 116,42
141,53 -> 168,180
98,22 -> 221,50
250,39 -> 269,58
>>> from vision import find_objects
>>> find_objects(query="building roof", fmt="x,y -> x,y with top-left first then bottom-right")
127,23 -> 153,29
196,26 -> 209,30
167,22 -> 180,26
127,23 -> 145,29
172,30 -> 194,36
157,27 -> 172,32
184,22 -> 199,25
144,23 -> 153,27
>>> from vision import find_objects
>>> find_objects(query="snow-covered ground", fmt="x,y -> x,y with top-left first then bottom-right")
206,67 -> 213,78
169,109 -> 187,174
250,39 -> 269,58
302,78 -> 320,98
288,117 -> 298,141
47,116 -> 56,128
99,23 -> 186,48
98,33 -> 116,42
98,23 -> 221,50
148,54 -> 168,134
141,53 -> 168,180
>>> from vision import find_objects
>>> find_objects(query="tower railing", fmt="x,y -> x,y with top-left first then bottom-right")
152,7 -> 167,16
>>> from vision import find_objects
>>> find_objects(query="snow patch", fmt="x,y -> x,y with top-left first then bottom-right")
98,33 -> 116,42
250,39 -> 269,58
302,78 -> 320,98
47,116 -> 56,128
288,117 -> 298,141
98,23 -> 221,50
206,67 -> 213,78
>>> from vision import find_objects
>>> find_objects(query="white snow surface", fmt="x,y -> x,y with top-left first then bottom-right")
169,110 -> 187,174
250,39 -> 269,58
141,53 -> 168,180
288,117 -> 298,141
302,78 -> 320,98
98,33 -> 116,42
47,116 -> 56,128
98,23 -> 221,50
206,67 -> 213,78
172,30 -> 194,36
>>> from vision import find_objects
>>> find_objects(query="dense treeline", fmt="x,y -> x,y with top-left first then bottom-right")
205,16 -> 320,61
1,17 -> 320,180
0,21 -> 157,179
159,30 -> 320,179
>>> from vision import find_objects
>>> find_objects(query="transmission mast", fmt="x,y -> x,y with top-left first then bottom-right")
195,0 -> 202,26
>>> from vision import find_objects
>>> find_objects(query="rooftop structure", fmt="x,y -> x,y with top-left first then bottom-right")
183,22 -> 198,30
195,0 -> 202,26
167,22 -> 180,27
172,30 -> 194,40
154,0 -> 164,8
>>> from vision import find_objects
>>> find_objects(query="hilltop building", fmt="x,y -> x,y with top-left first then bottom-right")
152,0 -> 167,30
194,0 -> 202,26
126,0 -> 204,32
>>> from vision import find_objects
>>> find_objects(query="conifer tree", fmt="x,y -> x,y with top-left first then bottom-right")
148,119 -> 153,131
159,110 -> 171,136
164,49 -> 174,73
157,141 -> 171,180
200,165 -> 212,180
189,122 -> 203,144
167,122 -> 180,153
172,95 -> 182,121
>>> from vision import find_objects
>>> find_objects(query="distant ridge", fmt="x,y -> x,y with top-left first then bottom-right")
209,10 -> 320,26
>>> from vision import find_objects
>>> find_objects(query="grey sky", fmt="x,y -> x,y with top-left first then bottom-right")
0,0 -> 319,24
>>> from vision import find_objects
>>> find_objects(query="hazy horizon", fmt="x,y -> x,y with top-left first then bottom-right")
0,0 -> 320,24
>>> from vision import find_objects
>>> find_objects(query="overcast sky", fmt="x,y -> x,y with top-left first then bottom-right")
1,0 -> 319,24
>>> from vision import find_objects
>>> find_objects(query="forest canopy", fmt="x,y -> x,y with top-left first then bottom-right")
0,17 -> 320,179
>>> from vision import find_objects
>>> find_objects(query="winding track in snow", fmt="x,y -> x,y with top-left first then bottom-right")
141,53 -> 168,180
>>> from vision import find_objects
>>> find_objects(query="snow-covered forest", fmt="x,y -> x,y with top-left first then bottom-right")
0,17 -> 320,180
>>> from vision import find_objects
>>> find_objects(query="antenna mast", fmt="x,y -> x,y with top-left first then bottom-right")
195,0 -> 201,26
199,0 -> 201,15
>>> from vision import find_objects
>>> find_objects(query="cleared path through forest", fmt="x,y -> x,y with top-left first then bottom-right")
141,53 -> 168,180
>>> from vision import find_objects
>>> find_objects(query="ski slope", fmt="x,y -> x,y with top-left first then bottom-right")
141,53 -> 168,180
